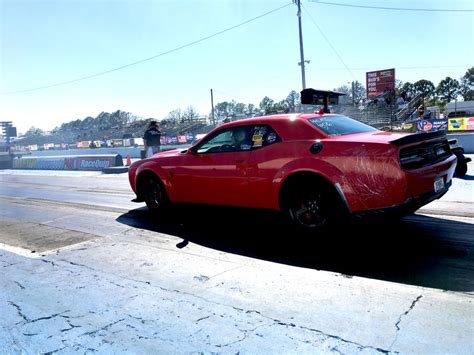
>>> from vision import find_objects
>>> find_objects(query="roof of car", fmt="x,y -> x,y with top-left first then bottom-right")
221,113 -> 337,127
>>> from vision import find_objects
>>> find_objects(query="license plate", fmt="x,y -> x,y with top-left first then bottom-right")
434,177 -> 444,193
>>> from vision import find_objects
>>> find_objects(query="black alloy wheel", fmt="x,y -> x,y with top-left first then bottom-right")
143,175 -> 167,212
288,190 -> 330,229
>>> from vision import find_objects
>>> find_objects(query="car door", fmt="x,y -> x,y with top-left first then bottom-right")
246,124 -> 283,209
171,126 -> 253,207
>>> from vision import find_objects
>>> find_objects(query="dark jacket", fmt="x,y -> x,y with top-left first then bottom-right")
143,127 -> 162,146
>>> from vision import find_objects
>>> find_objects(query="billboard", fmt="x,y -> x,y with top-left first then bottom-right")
366,68 -> 395,98
448,117 -> 474,131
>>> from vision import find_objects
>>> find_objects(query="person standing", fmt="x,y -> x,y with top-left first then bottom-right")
417,104 -> 425,119
143,120 -> 162,158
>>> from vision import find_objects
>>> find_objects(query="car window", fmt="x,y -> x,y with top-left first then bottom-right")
308,115 -> 378,136
196,126 -> 253,153
195,125 -> 280,153
250,125 -> 281,149
196,129 -> 233,153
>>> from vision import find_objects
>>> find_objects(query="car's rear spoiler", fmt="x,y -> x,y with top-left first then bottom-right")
390,130 -> 447,146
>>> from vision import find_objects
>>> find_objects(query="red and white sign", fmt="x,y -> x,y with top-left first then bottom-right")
366,68 -> 395,98
467,117 -> 474,130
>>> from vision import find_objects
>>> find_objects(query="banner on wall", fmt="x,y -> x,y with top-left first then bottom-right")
448,117 -> 474,131
416,119 -> 448,133
13,155 -> 123,171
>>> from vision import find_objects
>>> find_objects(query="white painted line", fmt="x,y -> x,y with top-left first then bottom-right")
0,243 -> 40,258
0,169 -> 101,177
0,239 -> 98,259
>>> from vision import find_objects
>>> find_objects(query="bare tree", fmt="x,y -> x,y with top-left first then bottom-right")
166,109 -> 183,124
183,106 -> 199,122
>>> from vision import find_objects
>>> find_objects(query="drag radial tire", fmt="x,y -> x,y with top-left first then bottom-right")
455,160 -> 468,177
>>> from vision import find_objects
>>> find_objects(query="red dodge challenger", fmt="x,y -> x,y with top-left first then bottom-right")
129,114 -> 456,230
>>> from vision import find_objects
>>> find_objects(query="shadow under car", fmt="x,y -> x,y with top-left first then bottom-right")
116,204 -> 474,293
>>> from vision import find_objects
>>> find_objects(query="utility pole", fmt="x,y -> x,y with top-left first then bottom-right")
296,0 -> 306,90
352,81 -> 355,106
210,89 -> 215,125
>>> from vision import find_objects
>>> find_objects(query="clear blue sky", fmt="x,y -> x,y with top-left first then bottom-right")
1,0 -> 473,134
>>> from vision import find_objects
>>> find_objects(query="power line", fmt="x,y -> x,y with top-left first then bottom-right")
302,5 -> 357,81
2,2 -> 292,95
309,65 -> 470,71
308,1 -> 473,13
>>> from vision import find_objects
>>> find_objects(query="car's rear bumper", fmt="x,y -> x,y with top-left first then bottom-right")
352,179 -> 452,218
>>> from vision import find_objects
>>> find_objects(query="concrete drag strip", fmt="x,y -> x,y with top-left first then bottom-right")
1,233 -> 473,354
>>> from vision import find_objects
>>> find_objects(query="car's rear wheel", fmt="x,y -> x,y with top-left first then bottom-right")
281,176 -> 344,231
455,160 -> 468,177
141,174 -> 169,212
288,191 -> 328,229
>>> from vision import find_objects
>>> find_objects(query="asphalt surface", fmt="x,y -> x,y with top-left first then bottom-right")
0,159 -> 473,353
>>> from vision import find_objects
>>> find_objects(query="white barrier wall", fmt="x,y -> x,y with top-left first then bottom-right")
28,145 -> 187,159
13,154 -> 123,171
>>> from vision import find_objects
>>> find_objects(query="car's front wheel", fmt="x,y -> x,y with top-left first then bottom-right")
141,174 -> 169,212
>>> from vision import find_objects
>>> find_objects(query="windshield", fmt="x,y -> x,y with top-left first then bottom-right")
308,115 -> 379,136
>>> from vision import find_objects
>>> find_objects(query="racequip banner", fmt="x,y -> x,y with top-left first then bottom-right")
13,154 -> 123,171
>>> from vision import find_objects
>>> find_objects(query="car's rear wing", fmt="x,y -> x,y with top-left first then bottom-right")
389,130 -> 446,146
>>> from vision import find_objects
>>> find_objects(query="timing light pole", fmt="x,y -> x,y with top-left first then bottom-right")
295,0 -> 307,90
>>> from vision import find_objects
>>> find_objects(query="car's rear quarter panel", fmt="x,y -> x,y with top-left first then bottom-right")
320,141 -> 407,211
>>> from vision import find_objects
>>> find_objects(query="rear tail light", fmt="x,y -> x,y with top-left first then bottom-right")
399,140 -> 451,170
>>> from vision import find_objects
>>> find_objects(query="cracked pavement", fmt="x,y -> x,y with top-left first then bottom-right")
1,236 -> 473,354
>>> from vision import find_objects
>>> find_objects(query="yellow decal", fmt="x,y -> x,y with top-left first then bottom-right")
252,133 -> 263,147
448,118 -> 467,131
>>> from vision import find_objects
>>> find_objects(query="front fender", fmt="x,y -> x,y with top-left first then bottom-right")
134,161 -> 175,200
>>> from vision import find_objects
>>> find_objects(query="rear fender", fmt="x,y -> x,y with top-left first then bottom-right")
272,158 -> 356,212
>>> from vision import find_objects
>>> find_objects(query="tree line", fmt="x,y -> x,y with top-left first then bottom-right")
396,67 -> 473,107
